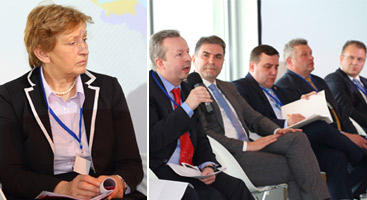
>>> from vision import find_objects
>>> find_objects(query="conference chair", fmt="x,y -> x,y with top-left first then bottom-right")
207,136 -> 286,200
149,168 -> 158,180
350,117 -> 367,137
0,183 -> 6,200
136,153 -> 147,196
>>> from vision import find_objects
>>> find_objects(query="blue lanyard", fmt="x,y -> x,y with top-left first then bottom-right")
151,71 -> 180,108
353,79 -> 367,97
259,85 -> 283,107
39,68 -> 83,150
293,72 -> 320,92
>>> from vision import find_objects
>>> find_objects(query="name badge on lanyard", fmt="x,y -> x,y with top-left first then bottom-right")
39,68 -> 90,174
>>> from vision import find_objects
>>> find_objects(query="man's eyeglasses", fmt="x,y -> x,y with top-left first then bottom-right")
342,55 -> 366,63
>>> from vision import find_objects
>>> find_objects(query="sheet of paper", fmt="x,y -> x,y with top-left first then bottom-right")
36,177 -> 114,199
149,179 -> 188,200
281,90 -> 333,126
287,114 -> 332,129
36,191 -> 112,200
167,163 -> 226,179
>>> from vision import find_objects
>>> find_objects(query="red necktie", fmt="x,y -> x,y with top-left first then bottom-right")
171,88 -> 194,165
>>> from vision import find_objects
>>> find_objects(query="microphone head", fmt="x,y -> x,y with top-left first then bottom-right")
187,72 -> 203,89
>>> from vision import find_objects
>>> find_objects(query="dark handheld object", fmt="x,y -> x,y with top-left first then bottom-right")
187,72 -> 214,114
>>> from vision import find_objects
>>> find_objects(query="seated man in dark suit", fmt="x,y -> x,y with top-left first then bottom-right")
275,38 -> 367,149
192,35 -> 330,200
325,40 -> 367,131
149,30 -> 253,200
233,44 -> 367,199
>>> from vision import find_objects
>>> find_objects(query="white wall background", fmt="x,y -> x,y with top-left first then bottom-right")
150,0 -> 230,80
151,0 -> 367,81
262,0 -> 367,79
0,0 -> 147,153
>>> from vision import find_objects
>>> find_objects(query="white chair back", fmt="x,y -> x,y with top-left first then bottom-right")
149,168 -> 159,180
136,153 -> 147,195
207,136 -> 279,193
0,183 -> 6,200
350,117 -> 367,136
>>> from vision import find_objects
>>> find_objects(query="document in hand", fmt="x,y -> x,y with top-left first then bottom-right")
35,177 -> 116,199
281,90 -> 333,129
167,163 -> 226,179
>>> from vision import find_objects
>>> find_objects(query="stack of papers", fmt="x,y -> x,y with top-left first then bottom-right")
281,90 -> 333,129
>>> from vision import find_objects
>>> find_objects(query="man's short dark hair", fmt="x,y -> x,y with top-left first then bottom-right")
194,35 -> 226,55
250,44 -> 279,64
342,40 -> 367,54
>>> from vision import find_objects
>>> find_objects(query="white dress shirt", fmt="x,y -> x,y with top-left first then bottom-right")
40,67 -> 92,175
203,79 -> 249,151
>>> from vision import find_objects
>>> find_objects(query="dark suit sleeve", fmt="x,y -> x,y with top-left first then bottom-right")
236,91 -> 280,136
198,109 -> 245,156
321,78 -> 357,133
325,73 -> 367,128
0,85 -> 62,198
233,81 -> 250,102
198,81 -> 279,156
149,96 -> 195,153
233,79 -> 286,128
149,77 -> 217,167
109,78 -> 143,191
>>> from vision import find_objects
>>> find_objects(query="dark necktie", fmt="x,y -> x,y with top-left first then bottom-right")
171,88 -> 194,165
208,84 -> 249,141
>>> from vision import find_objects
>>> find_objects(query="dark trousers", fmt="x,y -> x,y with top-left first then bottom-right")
153,165 -> 254,200
302,121 -> 367,199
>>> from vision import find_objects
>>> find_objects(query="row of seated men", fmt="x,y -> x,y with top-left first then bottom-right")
149,29 -> 367,200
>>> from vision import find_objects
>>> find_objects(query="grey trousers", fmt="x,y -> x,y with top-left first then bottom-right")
235,132 -> 330,200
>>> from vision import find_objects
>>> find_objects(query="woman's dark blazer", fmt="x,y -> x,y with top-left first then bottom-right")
0,67 -> 143,199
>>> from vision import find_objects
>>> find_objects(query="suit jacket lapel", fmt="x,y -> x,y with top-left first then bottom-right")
24,68 -> 54,153
81,71 -> 100,154
360,77 -> 367,89
339,69 -> 366,102
23,68 -> 101,155
151,71 -> 175,114
216,80 -> 250,135
206,82 -> 224,130
248,74 -> 278,118
209,91 -> 225,129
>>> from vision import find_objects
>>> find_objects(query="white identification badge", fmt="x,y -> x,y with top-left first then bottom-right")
73,156 -> 91,175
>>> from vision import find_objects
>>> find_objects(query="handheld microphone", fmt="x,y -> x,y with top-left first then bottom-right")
187,72 -> 214,114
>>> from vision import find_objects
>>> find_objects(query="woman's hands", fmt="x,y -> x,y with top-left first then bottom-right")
54,174 -> 126,200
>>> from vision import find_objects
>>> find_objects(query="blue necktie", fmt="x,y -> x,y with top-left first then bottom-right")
264,88 -> 282,111
353,78 -> 367,95
208,84 -> 249,141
